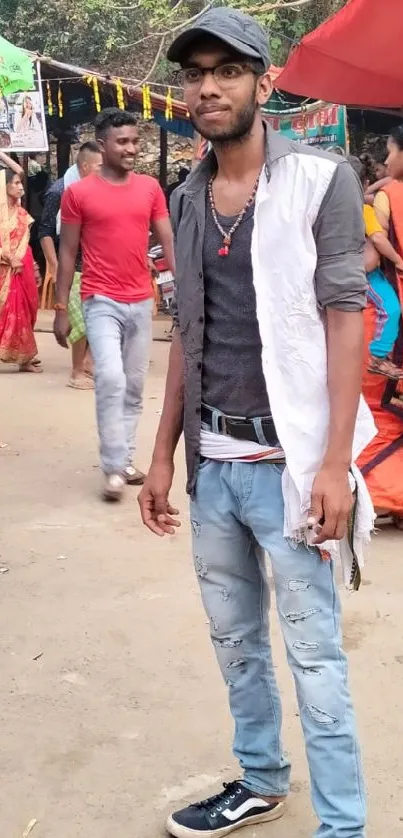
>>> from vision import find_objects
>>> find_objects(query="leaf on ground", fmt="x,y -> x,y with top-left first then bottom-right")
22,820 -> 38,838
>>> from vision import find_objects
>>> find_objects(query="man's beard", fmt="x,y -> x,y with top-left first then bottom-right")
190,99 -> 257,147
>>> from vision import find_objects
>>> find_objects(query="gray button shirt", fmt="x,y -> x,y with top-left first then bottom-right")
170,127 -> 367,496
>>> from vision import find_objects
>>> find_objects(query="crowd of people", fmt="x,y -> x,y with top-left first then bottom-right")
0,113 -> 175,497
1,8 -> 403,835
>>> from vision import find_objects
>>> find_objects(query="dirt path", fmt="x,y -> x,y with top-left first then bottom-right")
1,333 -> 402,838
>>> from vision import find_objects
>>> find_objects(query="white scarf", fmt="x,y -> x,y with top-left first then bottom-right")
251,156 -> 376,589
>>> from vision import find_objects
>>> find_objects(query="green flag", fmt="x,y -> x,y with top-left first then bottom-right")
0,36 -> 34,96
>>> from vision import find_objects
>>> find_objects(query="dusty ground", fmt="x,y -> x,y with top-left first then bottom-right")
1,329 -> 403,838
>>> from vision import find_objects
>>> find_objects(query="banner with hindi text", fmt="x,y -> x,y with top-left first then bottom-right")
262,100 -> 348,151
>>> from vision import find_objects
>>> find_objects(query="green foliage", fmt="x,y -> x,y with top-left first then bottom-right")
0,0 -> 348,80
272,0 -> 347,65
0,0 -> 149,72
233,0 -> 348,66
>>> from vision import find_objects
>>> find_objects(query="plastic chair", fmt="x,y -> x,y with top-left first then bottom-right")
40,262 -> 55,310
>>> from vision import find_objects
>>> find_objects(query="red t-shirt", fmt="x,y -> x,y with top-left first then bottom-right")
61,172 -> 168,303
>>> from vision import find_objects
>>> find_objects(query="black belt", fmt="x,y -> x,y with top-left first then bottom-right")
201,404 -> 279,447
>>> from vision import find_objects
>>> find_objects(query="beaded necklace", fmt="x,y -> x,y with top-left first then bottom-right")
207,174 -> 260,256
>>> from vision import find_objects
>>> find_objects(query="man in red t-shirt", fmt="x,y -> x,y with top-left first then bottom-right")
54,108 -> 174,500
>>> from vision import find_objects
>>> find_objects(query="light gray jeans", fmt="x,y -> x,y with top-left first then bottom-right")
83,295 -> 152,474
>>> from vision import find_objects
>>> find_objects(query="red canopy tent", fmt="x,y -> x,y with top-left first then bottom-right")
277,0 -> 403,108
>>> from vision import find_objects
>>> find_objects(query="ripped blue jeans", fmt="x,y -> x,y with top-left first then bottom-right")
190,460 -> 365,838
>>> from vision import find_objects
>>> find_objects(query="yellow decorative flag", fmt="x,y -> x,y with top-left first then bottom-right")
142,85 -> 152,120
142,85 -> 147,119
93,77 -> 101,112
85,75 -> 101,112
116,78 -> 125,110
46,81 -> 53,116
57,83 -> 63,118
165,87 -> 173,121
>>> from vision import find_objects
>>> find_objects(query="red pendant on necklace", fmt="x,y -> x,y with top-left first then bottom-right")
218,237 -> 230,257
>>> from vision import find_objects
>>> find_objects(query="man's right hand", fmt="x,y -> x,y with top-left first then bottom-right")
138,460 -> 180,536
53,311 -> 71,348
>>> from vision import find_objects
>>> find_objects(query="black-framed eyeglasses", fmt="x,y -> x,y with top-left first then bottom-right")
175,62 -> 259,89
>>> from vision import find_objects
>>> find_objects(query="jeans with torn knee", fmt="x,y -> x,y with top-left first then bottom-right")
190,459 -> 366,838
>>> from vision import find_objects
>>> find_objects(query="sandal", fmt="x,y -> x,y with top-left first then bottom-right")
367,356 -> 403,379
67,376 -> 94,390
19,358 -> 43,373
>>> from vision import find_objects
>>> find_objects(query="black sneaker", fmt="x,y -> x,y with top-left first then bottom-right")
166,780 -> 285,837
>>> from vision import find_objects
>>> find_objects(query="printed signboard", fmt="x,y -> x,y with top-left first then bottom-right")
0,61 -> 48,153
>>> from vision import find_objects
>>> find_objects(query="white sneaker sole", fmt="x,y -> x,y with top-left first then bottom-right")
102,485 -> 124,502
166,802 -> 285,838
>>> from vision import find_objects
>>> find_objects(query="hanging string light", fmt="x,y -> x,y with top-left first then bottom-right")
165,87 -> 173,121
85,75 -> 101,112
46,81 -> 53,116
116,78 -> 125,110
142,85 -> 152,120
57,82 -> 63,118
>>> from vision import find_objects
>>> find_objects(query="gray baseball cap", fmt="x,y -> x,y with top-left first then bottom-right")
167,7 -> 271,69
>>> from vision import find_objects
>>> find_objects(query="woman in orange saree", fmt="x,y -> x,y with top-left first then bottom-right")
0,168 -> 41,372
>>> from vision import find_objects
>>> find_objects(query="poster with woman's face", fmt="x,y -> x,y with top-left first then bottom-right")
0,96 -> 9,131
0,62 -> 48,152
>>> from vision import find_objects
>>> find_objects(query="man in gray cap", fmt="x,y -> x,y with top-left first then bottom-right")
139,7 -> 372,838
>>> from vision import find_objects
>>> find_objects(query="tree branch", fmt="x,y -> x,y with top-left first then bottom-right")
246,0 -> 314,11
136,35 -> 166,88
118,2 -> 213,49
166,2 -> 213,34
118,32 -> 162,50
165,0 -> 184,18
109,3 -> 142,9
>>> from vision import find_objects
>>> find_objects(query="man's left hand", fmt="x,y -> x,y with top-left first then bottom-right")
309,464 -> 353,544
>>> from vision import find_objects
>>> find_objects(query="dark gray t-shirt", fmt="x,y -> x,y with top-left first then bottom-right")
202,197 -> 271,418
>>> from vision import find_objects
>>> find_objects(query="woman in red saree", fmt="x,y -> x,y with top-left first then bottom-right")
0,168 -> 41,372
